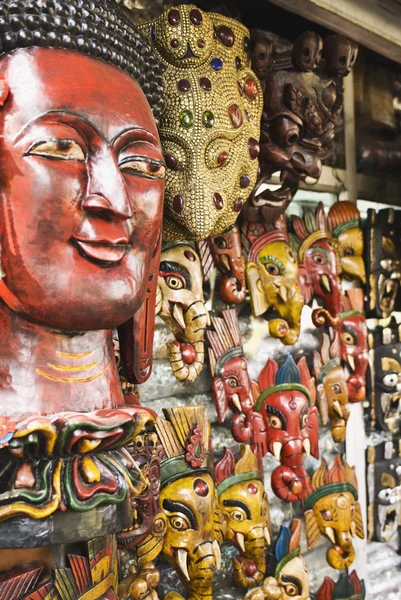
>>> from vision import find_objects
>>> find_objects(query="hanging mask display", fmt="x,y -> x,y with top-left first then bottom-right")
366,440 -> 401,543
304,456 -> 364,569
369,318 -> 401,431
140,5 -> 263,240
290,202 -> 341,327
253,354 -> 319,502
244,519 -> 311,600
247,30 -> 357,223
154,406 -> 219,600
338,289 -> 369,403
313,333 -> 350,444
328,201 -> 365,284
244,218 -> 304,346
316,571 -> 366,600
214,445 -> 270,589
364,208 -> 401,318
157,241 -> 210,382
198,225 -> 247,304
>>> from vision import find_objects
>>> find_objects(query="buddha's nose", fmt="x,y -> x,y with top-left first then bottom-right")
82,194 -> 132,221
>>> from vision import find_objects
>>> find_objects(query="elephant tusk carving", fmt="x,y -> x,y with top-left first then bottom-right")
213,540 -> 222,570
173,303 -> 186,331
272,441 -> 282,462
176,548 -> 190,581
325,526 -> 336,545
303,439 -> 311,456
236,531 -> 246,553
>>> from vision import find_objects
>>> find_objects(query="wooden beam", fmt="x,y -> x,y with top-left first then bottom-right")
267,0 -> 401,64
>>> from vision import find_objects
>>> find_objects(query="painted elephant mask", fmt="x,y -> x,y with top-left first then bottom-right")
246,230 -> 303,345
254,355 -> 319,502
154,407 -> 219,600
339,310 -> 368,403
314,334 -> 350,443
291,203 -> 340,326
328,201 -> 365,284
205,225 -> 247,304
158,242 -> 210,382
244,519 -> 311,600
305,457 -> 364,570
214,445 -> 271,589
248,30 -> 357,223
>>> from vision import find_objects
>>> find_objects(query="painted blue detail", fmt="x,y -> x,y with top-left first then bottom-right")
151,25 -> 156,41
276,353 -> 300,385
0,432 -> 14,445
275,522 -> 291,561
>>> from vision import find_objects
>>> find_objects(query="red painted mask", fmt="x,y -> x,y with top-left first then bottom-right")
0,48 -> 165,331
206,225 -> 246,304
291,203 -> 341,326
208,309 -> 255,423
254,355 -> 319,502
338,291 -> 369,403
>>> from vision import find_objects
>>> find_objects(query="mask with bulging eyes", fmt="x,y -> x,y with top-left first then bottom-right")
365,208 -> 401,318
370,318 -> 401,431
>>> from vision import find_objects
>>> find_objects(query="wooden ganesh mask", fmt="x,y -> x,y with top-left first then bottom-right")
248,31 -> 357,223
214,445 -> 270,589
244,519 -> 311,600
328,201 -> 366,285
245,228 -> 304,345
254,354 -> 319,502
291,202 -> 341,327
157,242 -> 210,382
155,407 -> 220,600
140,5 -> 262,240
338,289 -> 368,403
365,208 -> 401,318
313,334 -> 350,444
305,456 -> 364,570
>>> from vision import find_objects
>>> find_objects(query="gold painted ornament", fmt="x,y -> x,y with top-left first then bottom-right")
140,5 -> 262,240
304,456 -> 364,570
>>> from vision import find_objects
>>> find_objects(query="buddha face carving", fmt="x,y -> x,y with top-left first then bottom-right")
246,231 -> 303,345
0,49 -> 165,331
140,5 -> 263,240
249,32 -> 357,222
365,208 -> 401,318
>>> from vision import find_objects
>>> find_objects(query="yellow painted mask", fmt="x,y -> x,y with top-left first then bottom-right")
305,457 -> 364,570
215,445 -> 271,589
140,5 -> 262,240
155,407 -> 219,600
328,201 -> 366,284
246,231 -> 303,345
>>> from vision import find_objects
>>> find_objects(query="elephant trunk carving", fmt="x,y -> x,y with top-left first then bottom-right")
158,243 -> 210,382
271,438 -> 312,503
208,226 -> 247,305
232,526 -> 268,588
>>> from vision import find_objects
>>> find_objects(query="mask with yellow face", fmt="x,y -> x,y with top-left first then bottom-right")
214,445 -> 270,589
328,201 -> 366,285
246,230 -> 303,345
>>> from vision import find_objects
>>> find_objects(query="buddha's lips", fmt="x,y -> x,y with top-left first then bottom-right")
72,238 -> 130,265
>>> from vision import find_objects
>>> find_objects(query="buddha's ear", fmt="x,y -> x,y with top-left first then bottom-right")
118,236 -> 162,385
246,262 -> 268,317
